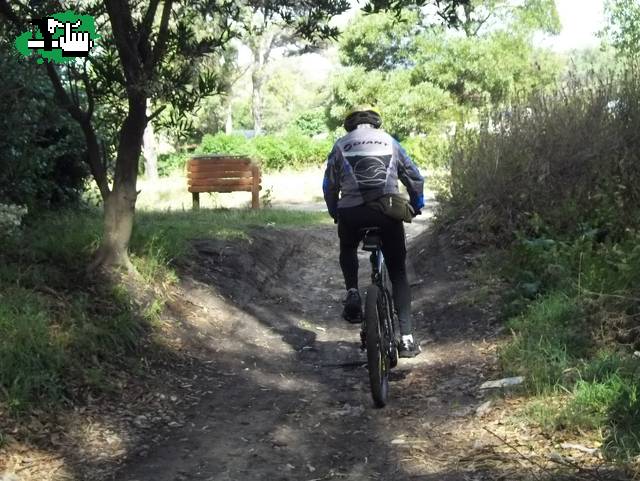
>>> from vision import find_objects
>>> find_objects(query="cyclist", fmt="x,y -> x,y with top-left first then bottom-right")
323,106 -> 424,358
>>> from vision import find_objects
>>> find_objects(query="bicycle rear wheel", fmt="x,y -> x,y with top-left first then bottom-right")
365,284 -> 389,408
381,264 -> 399,368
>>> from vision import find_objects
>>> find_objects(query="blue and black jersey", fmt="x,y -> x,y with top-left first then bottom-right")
322,126 -> 425,218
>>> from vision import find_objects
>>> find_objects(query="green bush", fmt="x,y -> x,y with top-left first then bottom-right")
495,228 -> 640,460
157,152 -> 190,176
294,108 -> 328,136
252,134 -> 295,170
500,293 -> 589,394
198,133 -> 252,156
403,135 -> 451,169
195,131 -> 333,172
0,43 -> 88,208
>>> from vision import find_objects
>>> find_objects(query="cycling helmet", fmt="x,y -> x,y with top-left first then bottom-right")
344,105 -> 382,132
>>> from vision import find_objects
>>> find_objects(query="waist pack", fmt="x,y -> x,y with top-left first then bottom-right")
366,194 -> 414,223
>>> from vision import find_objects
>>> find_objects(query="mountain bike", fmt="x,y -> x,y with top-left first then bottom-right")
359,227 -> 399,408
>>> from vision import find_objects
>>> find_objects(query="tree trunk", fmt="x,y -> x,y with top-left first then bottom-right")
251,68 -> 263,135
225,101 -> 233,134
462,4 -> 473,37
142,106 -> 159,180
91,96 -> 147,272
249,30 -> 275,136
92,188 -> 136,271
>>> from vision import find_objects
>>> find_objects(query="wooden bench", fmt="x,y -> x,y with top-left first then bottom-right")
187,155 -> 261,210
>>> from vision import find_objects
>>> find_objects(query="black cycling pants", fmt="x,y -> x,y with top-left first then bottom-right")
337,204 -> 412,335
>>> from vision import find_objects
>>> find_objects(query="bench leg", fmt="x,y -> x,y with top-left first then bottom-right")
251,165 -> 260,209
251,187 -> 259,209
192,192 -> 200,210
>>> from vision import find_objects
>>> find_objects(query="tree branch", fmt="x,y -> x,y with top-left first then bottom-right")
147,104 -> 166,122
46,63 -> 86,123
104,0 -> 142,86
45,64 -> 111,199
150,0 -> 174,73
139,0 -> 161,70
141,0 -> 161,36
472,11 -> 494,37
66,65 -> 81,109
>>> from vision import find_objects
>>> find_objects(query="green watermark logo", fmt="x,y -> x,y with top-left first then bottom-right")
15,11 -> 99,64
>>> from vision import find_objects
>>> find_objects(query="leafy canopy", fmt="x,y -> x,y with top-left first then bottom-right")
330,0 -> 562,137
603,0 -> 640,63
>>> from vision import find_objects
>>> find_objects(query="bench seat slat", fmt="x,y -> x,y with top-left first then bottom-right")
189,185 -> 262,193
189,161 -> 251,169
189,156 -> 251,163
188,178 -> 257,188
188,171 -> 254,179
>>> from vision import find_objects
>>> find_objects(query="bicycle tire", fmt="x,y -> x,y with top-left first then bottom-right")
381,265 -> 399,368
365,284 -> 389,408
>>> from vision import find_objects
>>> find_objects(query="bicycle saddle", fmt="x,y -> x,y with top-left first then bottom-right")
360,227 -> 382,251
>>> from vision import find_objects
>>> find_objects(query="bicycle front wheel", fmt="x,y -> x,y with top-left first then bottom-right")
365,284 -> 389,408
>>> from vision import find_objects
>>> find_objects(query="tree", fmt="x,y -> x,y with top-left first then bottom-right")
411,29 -> 561,108
0,0 -> 468,272
262,56 -> 330,132
328,66 -> 456,138
455,0 -> 560,38
0,36 -> 88,208
338,10 -> 420,71
331,1 -> 562,134
603,0 -> 640,64
240,5 -> 331,135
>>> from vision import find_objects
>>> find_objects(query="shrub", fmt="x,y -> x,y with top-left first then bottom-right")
403,135 -> 451,169
446,71 -> 640,243
294,108 -> 328,136
195,131 -> 333,172
0,42 -> 88,208
449,68 -> 640,462
157,152 -> 189,176
252,134 -> 295,170
198,133 -> 252,156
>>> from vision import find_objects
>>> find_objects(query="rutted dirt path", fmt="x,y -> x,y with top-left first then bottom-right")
112,216 -> 515,481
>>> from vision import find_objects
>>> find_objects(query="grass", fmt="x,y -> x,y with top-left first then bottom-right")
0,206 -> 327,411
494,235 -> 640,461
132,208 -> 329,263
500,293 -> 589,395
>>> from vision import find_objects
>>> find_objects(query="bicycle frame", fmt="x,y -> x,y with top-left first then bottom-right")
361,228 -> 399,407
361,231 -> 398,362
370,248 -> 396,334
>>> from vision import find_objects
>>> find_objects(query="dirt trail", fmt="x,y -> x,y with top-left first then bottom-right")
113,215 -> 512,481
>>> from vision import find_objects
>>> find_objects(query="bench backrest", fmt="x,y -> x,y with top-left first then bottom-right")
187,155 -> 261,208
